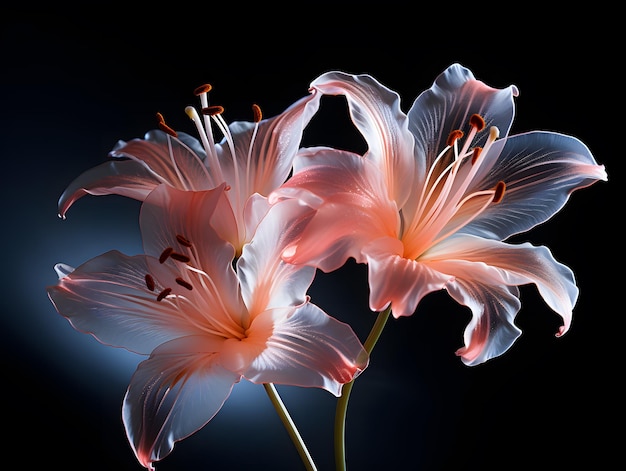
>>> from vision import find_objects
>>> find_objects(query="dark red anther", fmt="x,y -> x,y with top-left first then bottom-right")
170,252 -> 191,263
252,104 -> 262,123
175,277 -> 193,290
194,84 -> 213,95
156,112 -> 178,137
493,181 -> 506,203
447,130 -> 464,147
202,105 -> 225,116
156,288 -> 172,302
176,234 -> 193,247
145,274 -> 155,291
469,114 -> 486,131
159,247 -> 174,264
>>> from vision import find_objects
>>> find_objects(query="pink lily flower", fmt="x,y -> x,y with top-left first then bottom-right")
57,85 -> 321,253
271,63 -> 608,366
47,183 -> 367,470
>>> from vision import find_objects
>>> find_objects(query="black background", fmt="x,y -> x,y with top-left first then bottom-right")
2,5 -> 619,470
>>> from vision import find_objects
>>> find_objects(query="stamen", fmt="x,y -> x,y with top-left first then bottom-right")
176,234 -> 193,247
156,112 -> 178,138
492,181 -> 506,203
202,105 -> 225,116
194,84 -> 212,95
447,130 -> 464,147
145,274 -> 155,291
471,147 -> 482,164
159,247 -> 174,263
185,105 -> 223,185
170,252 -> 191,263
175,277 -> 193,290
469,114 -> 486,131
156,288 -> 172,302
252,104 -> 262,123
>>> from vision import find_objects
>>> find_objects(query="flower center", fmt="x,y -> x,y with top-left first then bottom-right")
143,233 -> 246,339
402,114 -> 506,260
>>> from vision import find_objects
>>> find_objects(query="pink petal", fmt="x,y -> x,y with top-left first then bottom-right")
237,198 -> 316,314
423,235 -> 579,364
227,304 -> 368,397
58,130 -> 214,218
47,251 -> 204,354
139,184 -> 243,315
363,237 -> 453,317
272,147 -> 399,272
311,71 -> 416,208
123,336 -> 239,470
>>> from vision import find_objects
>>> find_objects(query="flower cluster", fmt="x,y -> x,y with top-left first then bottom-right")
47,64 -> 607,470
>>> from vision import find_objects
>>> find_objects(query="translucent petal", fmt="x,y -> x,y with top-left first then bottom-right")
236,304 -> 368,397
446,279 -> 522,366
58,130 -> 214,218
310,71 -> 416,208
461,131 -> 608,239
47,250 -> 201,354
215,90 -> 321,219
426,235 -> 577,334
363,237 -> 453,317
237,198 -> 316,316
271,146 -> 399,272
123,336 -> 239,470
139,184 -> 244,320
407,63 -> 518,185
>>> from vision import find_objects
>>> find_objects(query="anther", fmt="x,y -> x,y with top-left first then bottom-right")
156,288 -> 172,302
447,130 -> 464,147
145,274 -> 155,291
469,114 -> 486,131
492,181 -> 506,203
156,112 -> 178,137
202,105 -> 225,116
194,84 -> 212,95
252,104 -> 262,123
175,277 -> 193,290
471,147 -> 482,164
170,252 -> 191,263
176,234 -> 192,247
159,247 -> 174,263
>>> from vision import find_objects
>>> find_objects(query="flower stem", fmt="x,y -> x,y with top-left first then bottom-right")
264,382 -> 317,471
334,305 -> 392,471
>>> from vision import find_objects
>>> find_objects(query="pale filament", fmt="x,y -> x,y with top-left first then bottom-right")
165,134 -> 189,191
167,293 -> 245,340
185,106 -> 223,185
155,238 -> 247,339
246,104 -> 262,193
402,117 -> 503,260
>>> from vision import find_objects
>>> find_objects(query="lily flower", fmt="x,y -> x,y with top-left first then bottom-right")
271,63 -> 608,366
57,84 -> 321,253
47,183 -> 368,470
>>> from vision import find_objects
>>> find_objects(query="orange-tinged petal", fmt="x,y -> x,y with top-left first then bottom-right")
273,146 -> 399,272
363,237 -> 453,317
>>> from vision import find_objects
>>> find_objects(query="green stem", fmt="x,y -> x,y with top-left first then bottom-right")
264,382 -> 317,471
334,305 -> 392,471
